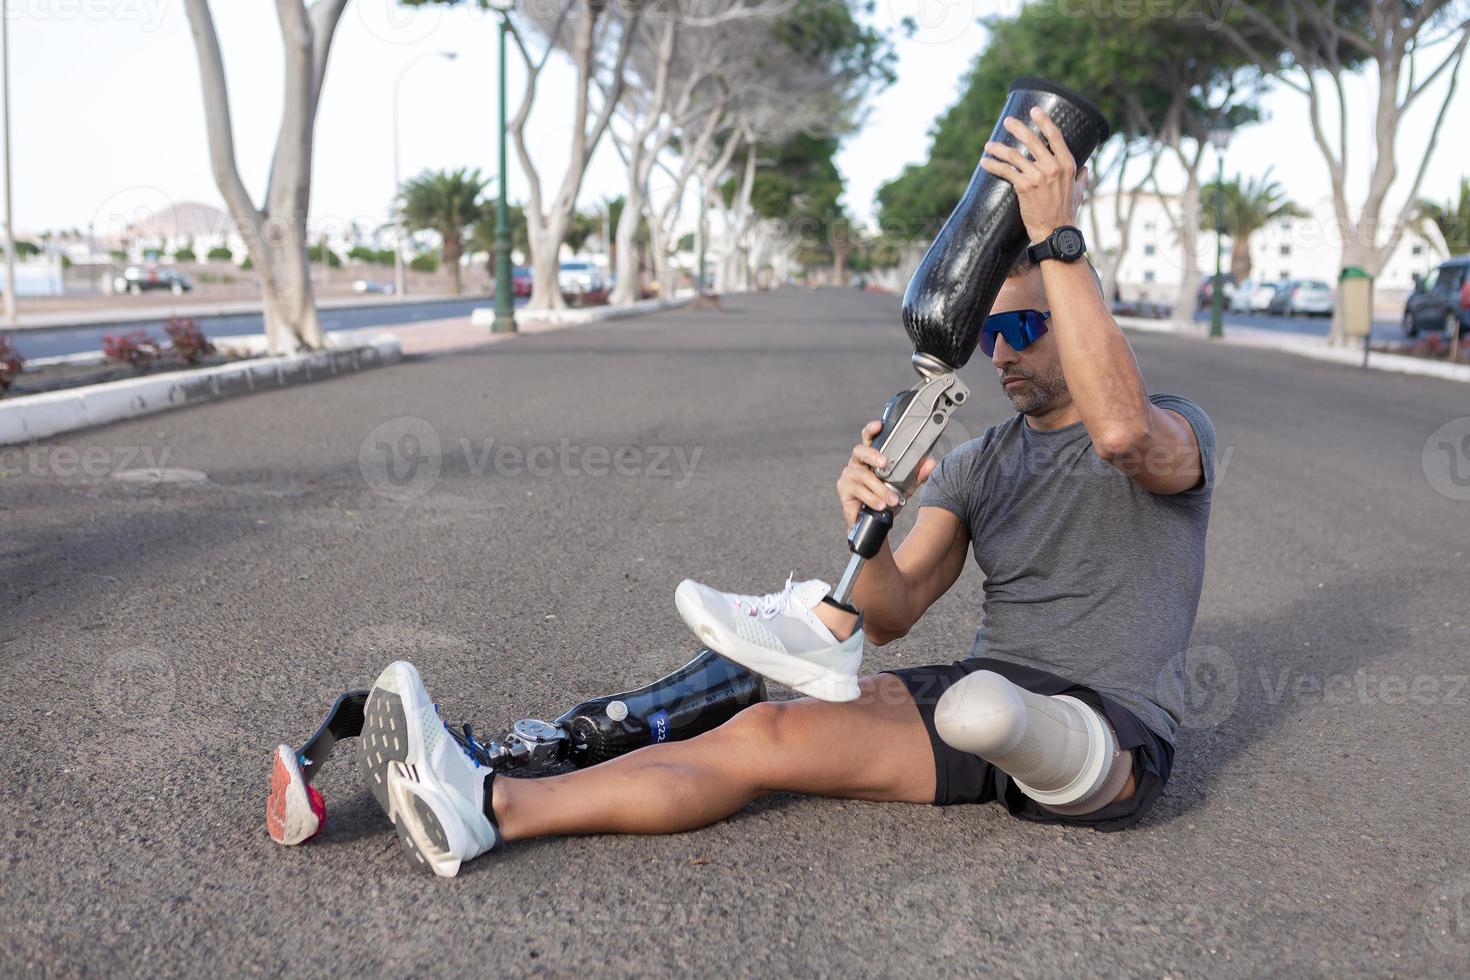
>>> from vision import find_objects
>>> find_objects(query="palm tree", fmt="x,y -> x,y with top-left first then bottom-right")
468,202 -> 530,282
1413,178 -> 1470,256
1199,171 -> 1308,283
400,168 -> 489,295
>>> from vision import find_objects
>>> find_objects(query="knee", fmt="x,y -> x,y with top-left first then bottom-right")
933,670 -> 1027,757
718,700 -> 793,755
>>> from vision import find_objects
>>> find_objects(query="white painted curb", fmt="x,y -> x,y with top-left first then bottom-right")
1,330 -> 401,445
1114,315 -> 1470,385
470,293 -> 694,329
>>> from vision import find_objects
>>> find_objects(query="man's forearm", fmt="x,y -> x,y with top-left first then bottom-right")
1040,260 -> 1152,458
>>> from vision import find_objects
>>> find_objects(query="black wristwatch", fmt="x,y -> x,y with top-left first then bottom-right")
1027,225 -> 1087,264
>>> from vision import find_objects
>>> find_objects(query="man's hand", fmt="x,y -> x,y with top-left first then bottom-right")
979,106 -> 1088,244
837,421 -> 939,528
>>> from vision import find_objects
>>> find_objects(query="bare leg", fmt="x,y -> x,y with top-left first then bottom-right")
493,673 -> 933,841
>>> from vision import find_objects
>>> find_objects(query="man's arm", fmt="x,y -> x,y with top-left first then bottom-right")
980,107 -> 1204,495
838,420 -> 970,644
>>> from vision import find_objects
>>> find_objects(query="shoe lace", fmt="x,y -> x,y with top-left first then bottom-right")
439,704 -> 491,768
752,574 -> 799,619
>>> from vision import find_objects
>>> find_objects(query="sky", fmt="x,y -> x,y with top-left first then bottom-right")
7,1 -> 1469,242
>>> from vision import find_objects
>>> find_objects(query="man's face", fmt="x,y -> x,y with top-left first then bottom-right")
989,268 -> 1070,416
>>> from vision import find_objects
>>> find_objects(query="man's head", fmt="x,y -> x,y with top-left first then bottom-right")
987,255 -> 1070,417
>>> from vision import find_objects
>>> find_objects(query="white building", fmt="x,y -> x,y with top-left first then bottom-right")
1080,191 -> 1443,310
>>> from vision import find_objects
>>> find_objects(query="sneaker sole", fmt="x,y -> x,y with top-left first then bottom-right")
266,744 -> 323,846
386,763 -> 463,878
357,663 -> 442,874
675,586 -> 862,702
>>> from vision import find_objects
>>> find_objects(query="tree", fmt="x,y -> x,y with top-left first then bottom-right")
469,202 -> 530,279
1217,1 -> 1470,342
1414,177 -> 1470,255
183,0 -> 348,353
206,245 -> 233,261
174,247 -> 198,263
400,167 -> 489,295
1200,171 -> 1308,282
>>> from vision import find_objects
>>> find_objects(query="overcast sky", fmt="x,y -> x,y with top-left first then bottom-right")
8,1 -> 1468,240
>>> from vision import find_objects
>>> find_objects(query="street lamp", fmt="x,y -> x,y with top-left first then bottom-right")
2,0 -> 16,325
393,50 -> 458,302
488,0 -> 516,333
1207,123 -> 1231,340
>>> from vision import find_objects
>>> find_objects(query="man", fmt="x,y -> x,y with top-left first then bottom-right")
360,107 -> 1215,877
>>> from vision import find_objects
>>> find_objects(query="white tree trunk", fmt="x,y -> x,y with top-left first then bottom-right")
183,0 -> 342,353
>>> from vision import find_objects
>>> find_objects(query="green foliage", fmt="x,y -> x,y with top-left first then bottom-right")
110,249 -> 127,263
173,247 -> 197,263
14,239 -> 40,257
1415,178 -> 1470,256
468,203 -> 530,264
347,245 -> 396,266
410,251 -> 440,273
307,244 -> 343,268
206,246 -> 234,261
1200,170 -> 1307,280
239,255 -> 253,270
400,168 -> 489,242
876,0 -> 1272,238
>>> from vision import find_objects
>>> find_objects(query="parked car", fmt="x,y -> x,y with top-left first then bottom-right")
114,265 -> 193,296
558,260 -> 606,295
512,266 -> 533,297
1267,279 -> 1334,317
1402,257 -> 1470,338
1231,279 -> 1282,313
1196,274 -> 1237,310
352,279 -> 395,295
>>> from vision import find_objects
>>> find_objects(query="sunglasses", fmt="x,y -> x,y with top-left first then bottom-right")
980,309 -> 1051,358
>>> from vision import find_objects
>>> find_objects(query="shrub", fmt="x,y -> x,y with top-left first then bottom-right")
0,335 -> 23,393
110,249 -> 127,263
164,317 -> 215,364
348,245 -> 395,266
173,247 -> 197,263
206,246 -> 233,262
102,331 -> 160,368
409,251 -> 440,273
239,255 -> 253,270
308,244 -> 343,268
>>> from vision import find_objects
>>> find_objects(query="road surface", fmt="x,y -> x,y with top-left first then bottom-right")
2,289 -> 1467,975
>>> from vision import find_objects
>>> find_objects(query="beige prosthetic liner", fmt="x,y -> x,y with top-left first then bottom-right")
934,671 -> 1131,815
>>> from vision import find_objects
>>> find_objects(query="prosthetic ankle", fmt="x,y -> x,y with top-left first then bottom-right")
933,671 -> 1131,815
828,78 -> 1110,611
267,648 -> 766,844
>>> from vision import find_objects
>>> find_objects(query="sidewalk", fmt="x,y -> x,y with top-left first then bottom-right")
1116,314 -> 1470,384
2,292 -> 468,333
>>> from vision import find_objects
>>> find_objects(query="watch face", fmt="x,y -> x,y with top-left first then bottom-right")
1056,227 -> 1084,259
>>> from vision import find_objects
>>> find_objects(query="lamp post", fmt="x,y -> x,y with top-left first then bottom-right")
488,0 -> 516,333
392,50 -> 457,302
1207,124 -> 1231,340
2,0 -> 16,325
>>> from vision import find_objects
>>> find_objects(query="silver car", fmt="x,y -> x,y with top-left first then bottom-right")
1231,279 -> 1281,313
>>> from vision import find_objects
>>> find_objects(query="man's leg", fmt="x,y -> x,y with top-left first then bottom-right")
491,672 -> 934,841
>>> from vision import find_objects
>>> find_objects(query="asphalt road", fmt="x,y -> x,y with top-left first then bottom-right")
1190,307 -> 1406,341
7,296 -> 513,360
3,290 -> 1468,976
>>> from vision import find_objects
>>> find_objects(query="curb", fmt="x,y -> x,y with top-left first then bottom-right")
0,330 -> 401,445
470,294 -> 693,329
4,293 -> 469,334
1115,315 -> 1470,385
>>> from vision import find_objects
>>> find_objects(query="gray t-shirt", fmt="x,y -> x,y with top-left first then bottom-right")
919,393 -> 1215,743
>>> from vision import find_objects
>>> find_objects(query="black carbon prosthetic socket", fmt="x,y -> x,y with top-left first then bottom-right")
900,77 -> 1110,371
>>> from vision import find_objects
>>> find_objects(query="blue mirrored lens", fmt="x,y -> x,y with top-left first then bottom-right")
980,309 -> 1051,357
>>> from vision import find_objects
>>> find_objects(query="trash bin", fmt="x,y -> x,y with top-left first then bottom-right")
1338,266 -> 1372,338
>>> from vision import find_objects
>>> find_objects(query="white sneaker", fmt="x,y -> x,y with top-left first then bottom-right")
357,661 -> 501,878
674,575 -> 864,702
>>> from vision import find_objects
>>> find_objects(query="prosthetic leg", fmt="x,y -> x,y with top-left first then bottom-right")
934,671 -> 1131,815
828,78 -> 1110,612
266,649 -> 767,845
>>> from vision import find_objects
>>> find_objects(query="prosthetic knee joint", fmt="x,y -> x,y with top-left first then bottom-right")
934,671 -> 1130,815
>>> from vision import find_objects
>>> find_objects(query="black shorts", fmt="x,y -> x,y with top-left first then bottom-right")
886,658 -> 1174,833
